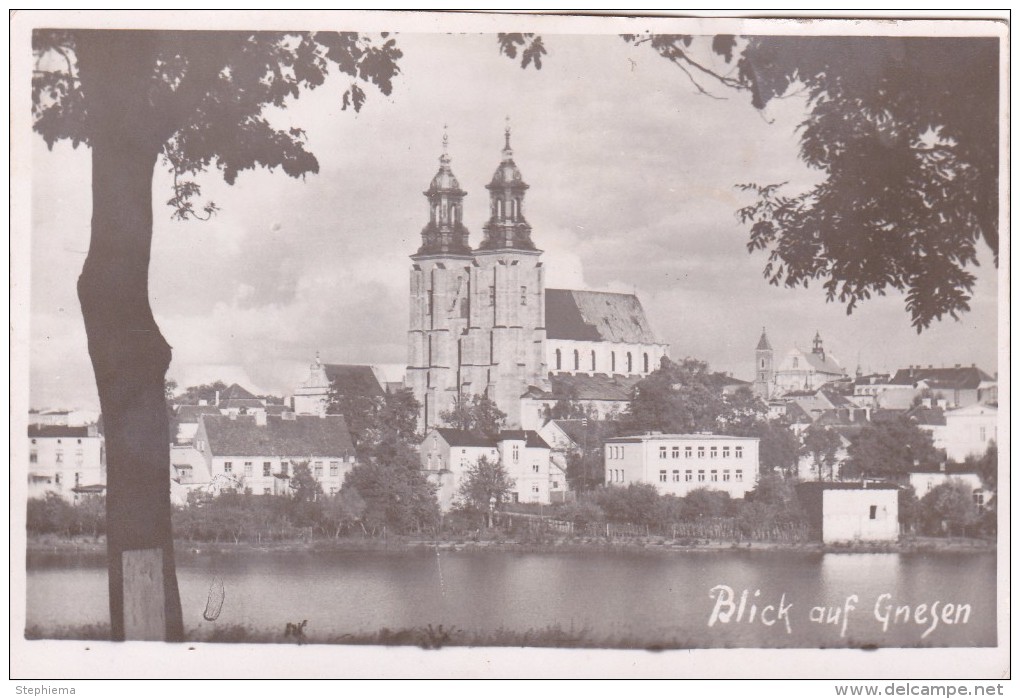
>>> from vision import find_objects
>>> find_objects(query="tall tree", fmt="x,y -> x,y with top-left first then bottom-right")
32,29 -> 401,641
440,393 -> 507,439
801,424 -> 843,481
503,33 -> 999,331
620,357 -> 727,435
846,417 -> 941,479
457,456 -> 516,527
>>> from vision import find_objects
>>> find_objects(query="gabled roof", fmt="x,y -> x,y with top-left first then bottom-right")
28,425 -> 92,439
889,366 -> 994,390
545,289 -> 661,344
432,428 -> 497,448
800,350 -> 846,376
220,398 -> 266,410
499,430 -> 550,449
202,415 -> 356,459
323,364 -> 385,398
219,383 -> 259,401
530,372 -> 643,402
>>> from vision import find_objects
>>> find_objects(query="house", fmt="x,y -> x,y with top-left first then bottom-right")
169,444 -> 212,505
519,373 -> 641,429
603,433 -> 759,498
419,428 -> 564,510
194,412 -> 357,496
27,423 -> 105,502
885,365 -> 996,409
767,332 -> 849,396
796,482 -> 900,543
941,403 -> 998,462
292,354 -> 389,417
906,465 -> 987,507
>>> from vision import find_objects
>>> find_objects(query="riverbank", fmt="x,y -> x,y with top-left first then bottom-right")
25,533 -> 995,556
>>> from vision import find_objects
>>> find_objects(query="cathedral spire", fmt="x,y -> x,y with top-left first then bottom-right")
478,121 -> 536,252
415,127 -> 471,257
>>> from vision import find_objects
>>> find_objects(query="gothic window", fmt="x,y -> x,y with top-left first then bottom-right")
520,286 -> 527,306
611,352 -> 616,372
573,350 -> 580,371
761,359 -> 766,369
627,352 -> 633,373
643,353 -> 649,373
591,351 -> 596,371
555,349 -> 562,371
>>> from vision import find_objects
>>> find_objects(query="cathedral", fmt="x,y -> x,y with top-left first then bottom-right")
406,128 -> 669,430
752,328 -> 848,399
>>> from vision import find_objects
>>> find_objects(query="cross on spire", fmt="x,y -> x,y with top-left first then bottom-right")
504,115 -> 511,149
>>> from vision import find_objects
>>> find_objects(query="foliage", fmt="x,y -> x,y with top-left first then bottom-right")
594,484 -> 667,526
846,417 -> 941,479
620,357 -> 726,434
170,380 -> 229,406
749,420 -> 801,476
327,386 -> 421,455
342,458 -> 439,536
27,494 -> 106,537
745,474 -> 807,526
898,487 -> 921,534
801,424 -> 843,480
680,488 -> 732,521
919,480 -> 981,537
964,443 -> 998,491
555,499 -> 605,526
440,393 -> 506,439
289,461 -> 322,503
457,456 -> 516,514
319,490 -> 366,537
504,33 -> 998,330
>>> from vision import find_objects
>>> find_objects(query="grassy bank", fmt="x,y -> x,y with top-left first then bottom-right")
25,532 -> 995,557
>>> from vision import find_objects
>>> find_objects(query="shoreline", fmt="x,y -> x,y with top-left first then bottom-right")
26,534 -> 996,556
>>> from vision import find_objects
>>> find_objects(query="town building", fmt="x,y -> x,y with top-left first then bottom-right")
770,332 -> 849,396
603,433 -> 759,498
796,482 -> 900,543
406,128 -> 668,431
941,403 -> 998,463
194,412 -> 357,496
291,355 -> 388,416
27,424 -> 105,501
906,465 -> 987,507
885,365 -> 997,409
419,427 -> 566,510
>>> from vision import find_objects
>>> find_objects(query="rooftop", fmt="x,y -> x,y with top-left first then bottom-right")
889,366 -> 994,390
201,414 -> 356,459
545,289 -> 661,345
28,425 -> 94,439
606,433 -> 759,443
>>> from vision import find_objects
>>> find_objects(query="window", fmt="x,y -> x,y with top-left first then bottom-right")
723,470 -> 731,482
573,350 -> 580,370
979,427 -> 987,442
532,464 -> 540,473
224,461 -> 233,474
697,447 -> 705,459
75,448 -> 84,464
722,447 -> 730,458
314,462 -> 323,478
552,481 -> 559,489
521,286 -> 528,306
330,461 -> 339,477
55,450 -> 63,463
280,461 -> 288,476
263,462 -> 272,476
30,450 -> 37,464
735,446 -> 743,459
659,470 -> 667,482
55,473 -> 62,485
685,446 -> 692,459
711,470 -> 718,482
869,505 -> 878,520
735,470 -> 743,482
710,447 -> 718,459
244,461 -> 253,477
627,352 -> 633,373
643,353 -> 649,373
591,350 -> 596,371
532,485 -> 540,493
659,446 -> 667,459
685,470 -> 693,482
611,352 -> 616,372
618,446 -> 624,458
555,349 -> 562,370
672,446 -> 680,459
973,490 -> 985,508
512,444 -> 520,462
672,470 -> 680,482
698,470 -> 705,482
75,472 -> 81,487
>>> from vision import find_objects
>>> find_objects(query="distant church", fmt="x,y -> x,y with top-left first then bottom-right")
406,127 -> 669,429
753,328 -> 848,399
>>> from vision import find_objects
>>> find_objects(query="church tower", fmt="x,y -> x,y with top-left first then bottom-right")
407,130 -> 475,431
753,327 -> 774,399
460,122 -> 549,427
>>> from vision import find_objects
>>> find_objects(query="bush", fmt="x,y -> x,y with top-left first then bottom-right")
27,494 -> 105,537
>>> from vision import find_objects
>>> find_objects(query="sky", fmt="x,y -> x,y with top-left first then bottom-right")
27,31 -> 1001,410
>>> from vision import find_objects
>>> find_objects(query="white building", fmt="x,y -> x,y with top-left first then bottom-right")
797,482 -> 900,543
907,468 -> 986,508
941,403 -> 998,463
27,424 -> 105,501
194,412 -> 358,496
603,433 -> 759,498
419,428 -> 566,510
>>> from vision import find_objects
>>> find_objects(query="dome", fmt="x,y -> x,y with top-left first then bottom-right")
425,153 -> 465,195
489,159 -> 524,187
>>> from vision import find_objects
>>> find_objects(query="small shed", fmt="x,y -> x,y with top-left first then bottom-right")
797,482 -> 900,543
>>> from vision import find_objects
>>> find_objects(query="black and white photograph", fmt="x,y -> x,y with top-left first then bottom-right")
10,10 -> 1009,680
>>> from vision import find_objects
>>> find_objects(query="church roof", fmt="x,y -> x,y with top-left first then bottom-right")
792,348 -> 846,376
756,329 -> 772,351
202,414 -> 356,459
545,289 -> 661,344
323,364 -> 385,398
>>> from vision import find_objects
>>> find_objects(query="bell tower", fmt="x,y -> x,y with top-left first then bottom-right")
408,129 -> 474,431
753,327 -> 774,399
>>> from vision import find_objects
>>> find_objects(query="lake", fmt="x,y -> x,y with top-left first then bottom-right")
25,547 -> 996,648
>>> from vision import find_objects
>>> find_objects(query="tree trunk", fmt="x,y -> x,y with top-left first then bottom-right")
76,32 -> 183,642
